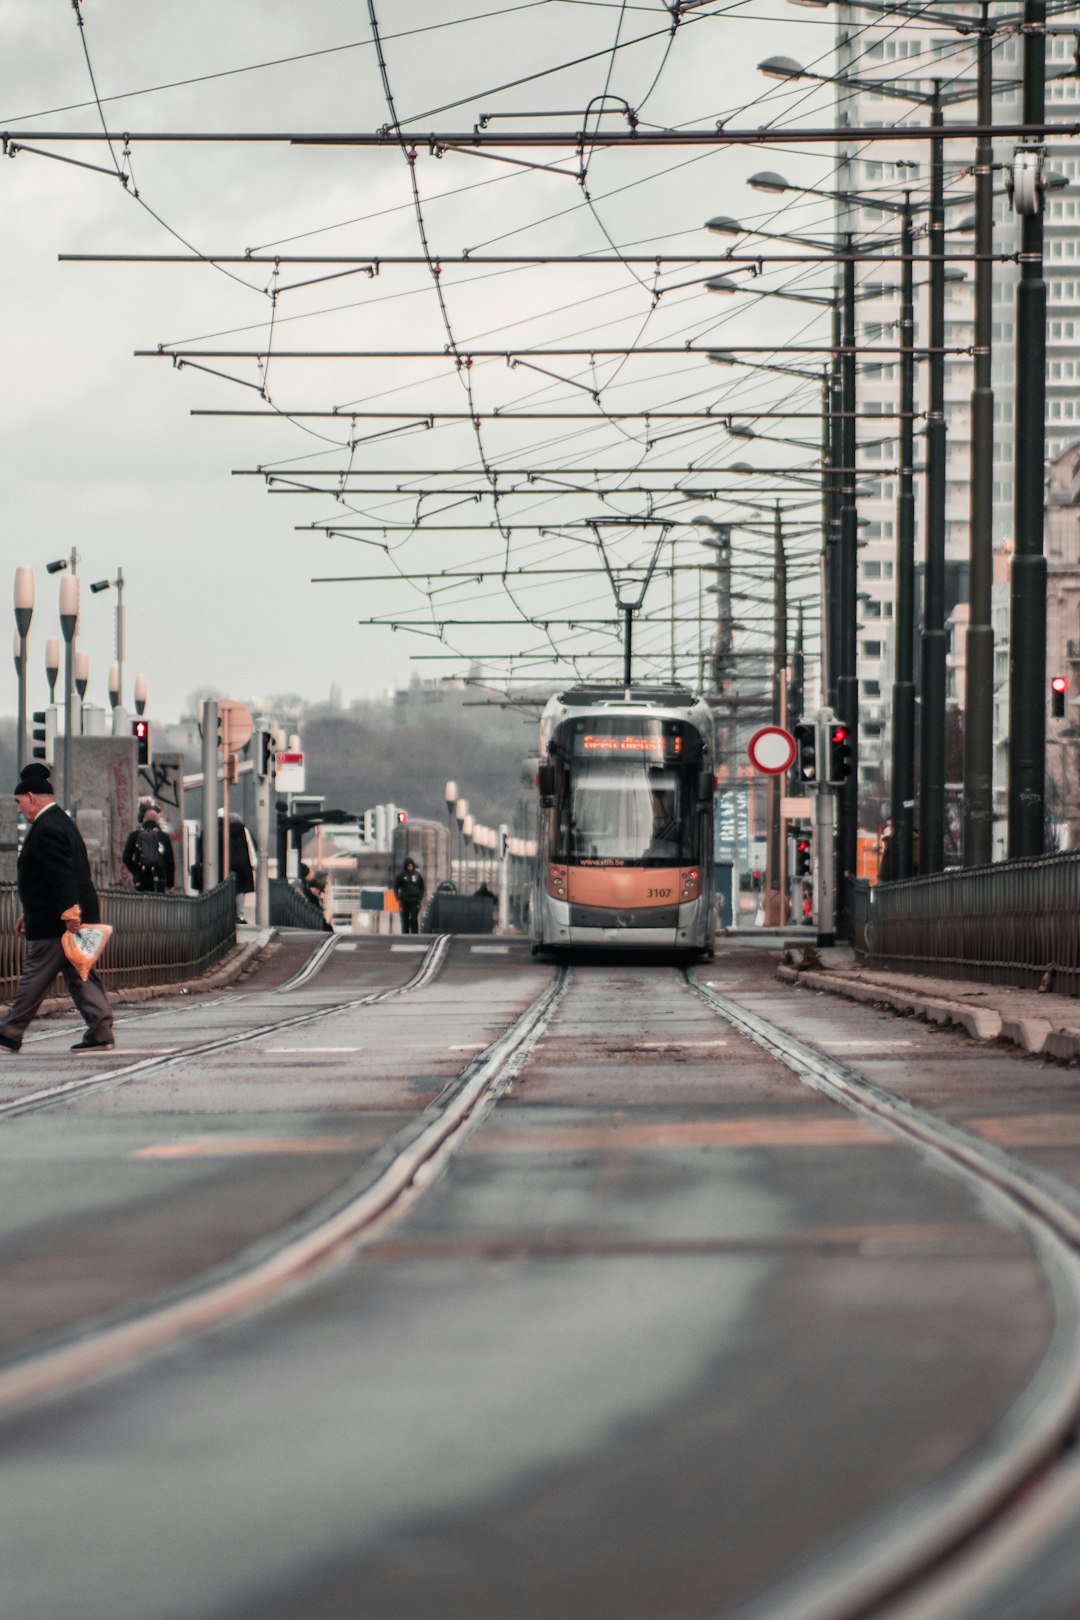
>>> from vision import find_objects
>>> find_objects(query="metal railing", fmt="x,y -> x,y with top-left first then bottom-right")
854,852 -> 1080,996
269,878 -> 329,930
0,879 -> 238,1003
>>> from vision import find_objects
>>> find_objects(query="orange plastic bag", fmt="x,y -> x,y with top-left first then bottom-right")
61,924 -> 113,981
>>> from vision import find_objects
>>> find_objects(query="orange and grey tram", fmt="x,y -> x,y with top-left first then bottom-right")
530,684 -> 716,957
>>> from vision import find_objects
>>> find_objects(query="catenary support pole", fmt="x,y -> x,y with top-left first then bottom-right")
892,195 -> 917,880
964,8 -> 997,866
1008,0 -> 1049,857
836,247 -> 860,937
919,84 -> 948,873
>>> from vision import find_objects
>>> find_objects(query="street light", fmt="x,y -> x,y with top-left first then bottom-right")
58,574 -> 78,810
444,779 -> 457,886
13,567 -> 34,772
133,673 -> 148,716
89,567 -> 126,718
44,638 -> 59,701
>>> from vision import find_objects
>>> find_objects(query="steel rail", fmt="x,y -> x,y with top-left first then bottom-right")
686,971 -> 1080,1620
0,935 -> 453,1122
0,961 -> 568,1415
3,123 -> 1075,144
17,927 -> 342,1048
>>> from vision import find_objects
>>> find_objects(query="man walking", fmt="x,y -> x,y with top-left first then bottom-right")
394,857 -> 425,934
0,763 -> 115,1054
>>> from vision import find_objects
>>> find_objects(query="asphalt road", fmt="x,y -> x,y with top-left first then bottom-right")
0,936 -> 1069,1620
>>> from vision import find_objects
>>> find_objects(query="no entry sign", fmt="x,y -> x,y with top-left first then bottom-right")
747,726 -> 796,775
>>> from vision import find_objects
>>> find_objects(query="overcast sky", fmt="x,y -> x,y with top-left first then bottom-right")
1,0 -> 858,721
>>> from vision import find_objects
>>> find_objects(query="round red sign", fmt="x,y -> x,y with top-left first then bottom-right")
747,726 -> 797,775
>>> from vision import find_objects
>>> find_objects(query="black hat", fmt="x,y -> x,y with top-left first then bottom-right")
14,763 -> 53,797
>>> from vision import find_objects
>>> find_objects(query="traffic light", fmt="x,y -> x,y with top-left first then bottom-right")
827,722 -> 854,784
31,707 -> 57,764
132,717 -> 150,765
794,831 -> 811,877
257,729 -> 274,779
396,809 -> 408,826
793,721 -> 817,783
1051,675 -> 1068,718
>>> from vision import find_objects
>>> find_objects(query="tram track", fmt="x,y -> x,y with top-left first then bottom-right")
16,924 -> 343,1049
0,933 -> 452,1122
685,967 -> 1080,1620
0,958 -> 566,1416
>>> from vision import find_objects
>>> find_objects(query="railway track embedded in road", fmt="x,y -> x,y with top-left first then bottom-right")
0,933 -> 453,1121
686,967 -> 1080,1620
0,957 -> 567,1415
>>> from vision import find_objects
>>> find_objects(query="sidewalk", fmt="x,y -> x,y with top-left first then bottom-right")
774,943 -> 1080,1064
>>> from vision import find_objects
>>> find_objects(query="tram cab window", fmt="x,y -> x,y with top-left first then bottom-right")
553,761 -> 701,865
548,715 -> 707,866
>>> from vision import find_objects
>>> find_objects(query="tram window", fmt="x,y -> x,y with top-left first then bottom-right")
556,762 -> 700,865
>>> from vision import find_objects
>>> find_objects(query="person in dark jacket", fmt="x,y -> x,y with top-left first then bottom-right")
0,763 -> 114,1053
122,802 -> 175,893
394,858 -> 425,934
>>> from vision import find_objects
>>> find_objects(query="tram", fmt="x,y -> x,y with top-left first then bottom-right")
530,683 -> 716,957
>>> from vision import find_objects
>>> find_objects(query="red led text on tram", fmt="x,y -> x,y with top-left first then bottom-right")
582,734 -> 682,754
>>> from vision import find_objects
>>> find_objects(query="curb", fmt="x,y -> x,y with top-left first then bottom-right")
0,929 -> 276,1024
776,963 -> 1080,1063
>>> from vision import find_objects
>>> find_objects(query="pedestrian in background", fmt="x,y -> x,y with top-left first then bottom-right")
122,801 -> 175,893
394,858 -> 425,934
0,763 -> 114,1054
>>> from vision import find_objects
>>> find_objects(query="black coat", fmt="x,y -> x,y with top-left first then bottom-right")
394,867 -> 425,909
18,804 -> 101,940
122,824 -> 176,892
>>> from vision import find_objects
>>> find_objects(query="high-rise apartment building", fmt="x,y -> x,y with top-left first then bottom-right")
832,6 -> 1079,836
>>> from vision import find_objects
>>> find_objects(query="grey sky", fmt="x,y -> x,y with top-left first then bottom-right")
2,0 -> 853,721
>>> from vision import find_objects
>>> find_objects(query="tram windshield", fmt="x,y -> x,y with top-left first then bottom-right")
548,717 -> 705,866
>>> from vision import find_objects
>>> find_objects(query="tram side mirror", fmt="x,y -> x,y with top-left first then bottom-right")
537,764 -> 556,804
697,768 -> 715,804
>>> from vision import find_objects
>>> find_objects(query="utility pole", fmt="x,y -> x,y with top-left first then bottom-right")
202,700 -> 220,891
1007,0 -> 1048,857
919,82 -> 948,874
964,7 -> 996,866
891,195 -> 917,879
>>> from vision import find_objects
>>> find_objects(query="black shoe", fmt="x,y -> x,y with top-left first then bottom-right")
70,1035 -> 115,1052
0,1034 -> 20,1054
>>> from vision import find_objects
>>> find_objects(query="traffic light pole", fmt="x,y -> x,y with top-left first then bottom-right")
201,699 -> 219,892
814,711 -> 837,946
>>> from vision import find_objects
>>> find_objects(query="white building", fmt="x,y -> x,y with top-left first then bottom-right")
831,6 -> 1080,818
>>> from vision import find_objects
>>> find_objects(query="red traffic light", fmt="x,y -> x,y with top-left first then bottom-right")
396,810 -> 408,825
831,725 -> 848,743
1052,676 -> 1068,694
1052,676 -> 1068,718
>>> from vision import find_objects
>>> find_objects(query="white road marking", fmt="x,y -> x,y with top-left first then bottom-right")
335,942 -> 358,952
471,945 -> 510,954
264,1047 -> 365,1054
390,944 -> 428,952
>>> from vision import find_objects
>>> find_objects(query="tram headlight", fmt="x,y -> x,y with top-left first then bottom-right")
681,869 -> 701,900
547,865 -> 568,899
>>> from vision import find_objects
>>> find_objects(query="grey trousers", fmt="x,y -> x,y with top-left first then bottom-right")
0,937 -> 114,1048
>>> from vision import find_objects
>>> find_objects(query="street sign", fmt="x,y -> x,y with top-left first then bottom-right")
275,750 -> 305,792
747,726 -> 796,776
